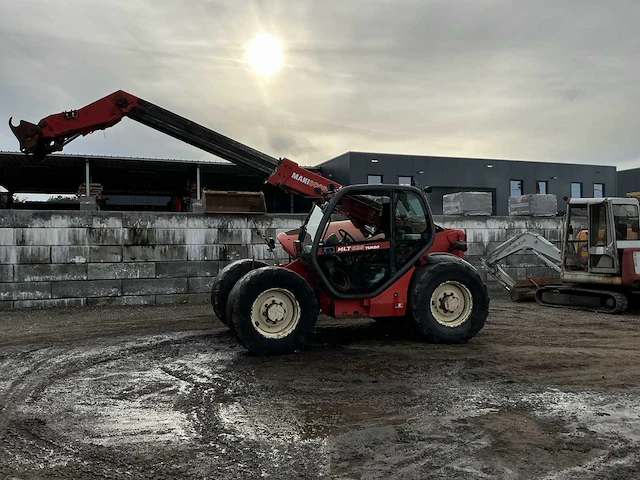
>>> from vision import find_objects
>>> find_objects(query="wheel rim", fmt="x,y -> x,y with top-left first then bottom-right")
429,281 -> 473,328
250,288 -> 301,339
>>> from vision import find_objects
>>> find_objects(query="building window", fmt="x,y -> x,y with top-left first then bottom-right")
398,176 -> 412,186
571,182 -> 582,198
536,181 -> 548,195
594,183 -> 604,198
367,175 -> 383,184
510,180 -> 523,197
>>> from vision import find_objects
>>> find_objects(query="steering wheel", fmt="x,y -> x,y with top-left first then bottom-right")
338,228 -> 356,243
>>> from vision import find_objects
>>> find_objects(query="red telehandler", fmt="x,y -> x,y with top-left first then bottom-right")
10,90 -> 489,354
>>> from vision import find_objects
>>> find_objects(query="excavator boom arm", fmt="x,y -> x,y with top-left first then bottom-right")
480,232 -> 562,292
9,90 -> 340,198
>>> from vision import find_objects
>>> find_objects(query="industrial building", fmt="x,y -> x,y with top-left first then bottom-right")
318,152 -> 618,216
617,167 -> 640,198
0,150 -> 623,215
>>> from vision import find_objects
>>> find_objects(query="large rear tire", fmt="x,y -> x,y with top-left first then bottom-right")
211,259 -> 268,327
410,259 -> 488,343
227,266 -> 319,355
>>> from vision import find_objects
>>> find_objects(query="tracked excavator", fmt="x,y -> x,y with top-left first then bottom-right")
10,90 -> 488,354
482,196 -> 640,313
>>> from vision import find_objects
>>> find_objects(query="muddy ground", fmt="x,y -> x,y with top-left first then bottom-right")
1,297 -> 639,479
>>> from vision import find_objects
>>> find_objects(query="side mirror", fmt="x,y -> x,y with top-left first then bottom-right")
567,225 -> 574,235
423,185 -> 433,193
268,237 -> 276,250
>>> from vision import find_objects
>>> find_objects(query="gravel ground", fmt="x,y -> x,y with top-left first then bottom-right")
1,297 -> 639,479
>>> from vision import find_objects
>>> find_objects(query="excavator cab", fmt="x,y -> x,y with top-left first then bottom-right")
299,185 -> 433,297
482,196 -> 640,314
562,198 -> 640,276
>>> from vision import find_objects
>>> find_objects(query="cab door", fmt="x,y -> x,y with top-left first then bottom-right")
393,188 -> 432,270
588,201 -> 619,274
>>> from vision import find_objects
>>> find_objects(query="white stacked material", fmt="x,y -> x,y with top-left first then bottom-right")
509,194 -> 558,216
443,192 -> 492,216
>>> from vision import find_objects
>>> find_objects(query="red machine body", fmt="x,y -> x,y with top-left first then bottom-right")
620,248 -> 640,288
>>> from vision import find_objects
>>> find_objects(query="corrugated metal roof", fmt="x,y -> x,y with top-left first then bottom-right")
0,150 -> 231,166
0,151 -> 320,195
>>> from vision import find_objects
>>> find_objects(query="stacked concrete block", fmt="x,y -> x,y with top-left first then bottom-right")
508,194 -> 558,217
443,192 -> 492,216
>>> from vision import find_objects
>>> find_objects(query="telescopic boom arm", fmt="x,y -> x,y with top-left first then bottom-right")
9,90 -> 338,198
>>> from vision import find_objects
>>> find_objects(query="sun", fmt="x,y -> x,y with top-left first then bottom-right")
247,34 -> 282,76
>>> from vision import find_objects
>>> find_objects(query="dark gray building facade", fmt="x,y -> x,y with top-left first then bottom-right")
617,167 -> 640,197
318,152 -> 617,216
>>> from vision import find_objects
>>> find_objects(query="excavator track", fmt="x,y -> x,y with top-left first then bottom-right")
535,286 -> 628,314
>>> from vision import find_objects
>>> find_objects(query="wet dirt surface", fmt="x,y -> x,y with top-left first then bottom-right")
1,297 -> 640,479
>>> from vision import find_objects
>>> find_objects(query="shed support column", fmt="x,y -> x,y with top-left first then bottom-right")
80,158 -> 98,211
190,165 -> 205,213
85,159 -> 90,197
196,165 -> 201,200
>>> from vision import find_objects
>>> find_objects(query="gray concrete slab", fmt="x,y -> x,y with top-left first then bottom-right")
52,280 -> 122,299
87,263 -> 156,280
122,245 -> 188,262
15,264 -> 87,282
0,265 -> 13,283
156,261 -> 219,279
187,277 -> 215,294
509,194 -> 558,216
0,282 -> 52,301
51,246 -> 90,264
123,278 -> 188,296
89,245 -> 123,263
443,192 -> 492,216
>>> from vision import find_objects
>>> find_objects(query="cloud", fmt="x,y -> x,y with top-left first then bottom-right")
1,0 -> 639,168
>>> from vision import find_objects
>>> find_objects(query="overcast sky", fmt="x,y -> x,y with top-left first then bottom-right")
1,0 -> 639,170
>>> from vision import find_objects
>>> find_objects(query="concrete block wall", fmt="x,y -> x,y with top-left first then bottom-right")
0,211 -> 564,309
0,211 -> 302,309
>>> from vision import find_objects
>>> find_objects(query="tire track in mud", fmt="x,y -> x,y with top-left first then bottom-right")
0,333 -> 208,421
0,331 -> 330,479
156,351 -> 332,478
0,332 -> 228,479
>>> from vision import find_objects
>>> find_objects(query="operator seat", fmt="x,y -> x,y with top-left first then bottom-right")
565,229 -> 588,271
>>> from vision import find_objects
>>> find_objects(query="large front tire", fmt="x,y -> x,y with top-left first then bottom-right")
410,260 -> 488,343
211,259 -> 268,327
227,267 -> 319,355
